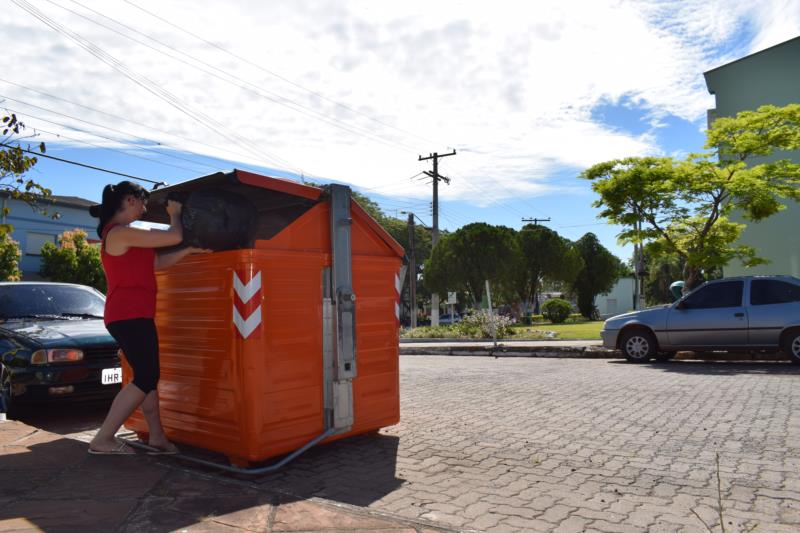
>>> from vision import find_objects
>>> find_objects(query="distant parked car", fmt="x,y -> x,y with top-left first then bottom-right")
0,282 -> 120,415
438,313 -> 462,325
601,276 -> 800,363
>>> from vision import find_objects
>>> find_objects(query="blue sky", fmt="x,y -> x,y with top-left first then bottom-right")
3,0 -> 800,261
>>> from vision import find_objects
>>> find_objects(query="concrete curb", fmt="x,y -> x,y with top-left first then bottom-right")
399,344 -> 793,363
400,345 -> 619,358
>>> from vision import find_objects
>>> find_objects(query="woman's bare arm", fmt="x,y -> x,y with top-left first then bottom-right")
105,200 -> 182,255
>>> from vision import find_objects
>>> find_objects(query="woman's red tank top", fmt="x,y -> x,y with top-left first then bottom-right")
101,224 -> 157,325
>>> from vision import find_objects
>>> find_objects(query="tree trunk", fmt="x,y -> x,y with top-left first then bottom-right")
683,264 -> 702,294
577,293 -> 595,319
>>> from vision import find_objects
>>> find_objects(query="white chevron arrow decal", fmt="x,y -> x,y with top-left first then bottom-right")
233,305 -> 262,339
233,271 -> 262,303
395,273 -> 401,295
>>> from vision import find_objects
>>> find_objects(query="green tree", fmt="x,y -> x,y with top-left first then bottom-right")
424,223 -> 518,306
1,113 -> 53,233
583,104 -> 800,290
643,253 -> 683,305
0,232 -> 21,281
40,229 -> 106,292
512,224 -> 583,314
642,251 -> 723,305
571,233 -> 622,318
350,189 -> 385,223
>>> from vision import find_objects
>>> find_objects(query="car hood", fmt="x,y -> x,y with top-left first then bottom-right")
604,304 -> 672,327
0,318 -> 114,348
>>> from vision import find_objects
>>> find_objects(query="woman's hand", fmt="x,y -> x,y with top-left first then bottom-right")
166,199 -> 182,218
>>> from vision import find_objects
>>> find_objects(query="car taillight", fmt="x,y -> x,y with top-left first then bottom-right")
31,349 -> 85,364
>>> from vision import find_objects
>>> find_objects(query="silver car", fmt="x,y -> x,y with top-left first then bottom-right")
601,276 -> 800,363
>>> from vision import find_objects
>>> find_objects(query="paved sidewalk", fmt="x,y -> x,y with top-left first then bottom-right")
0,419 -> 459,533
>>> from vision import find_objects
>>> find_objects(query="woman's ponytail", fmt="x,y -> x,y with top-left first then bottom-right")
89,181 -> 149,238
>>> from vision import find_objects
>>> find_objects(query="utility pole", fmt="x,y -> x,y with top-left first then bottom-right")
407,213 -> 417,328
522,217 -> 551,225
634,219 -> 646,310
419,150 -> 456,326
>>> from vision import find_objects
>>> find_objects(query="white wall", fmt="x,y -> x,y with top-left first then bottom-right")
595,277 -> 635,319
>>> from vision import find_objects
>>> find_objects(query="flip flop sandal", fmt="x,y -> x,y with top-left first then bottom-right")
88,442 -> 136,455
146,442 -> 179,455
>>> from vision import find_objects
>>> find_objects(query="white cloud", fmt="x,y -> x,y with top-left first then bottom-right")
1,0 -> 797,206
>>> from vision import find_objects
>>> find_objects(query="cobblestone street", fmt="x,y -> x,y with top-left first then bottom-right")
256,356 -> 800,532
14,356 -> 800,532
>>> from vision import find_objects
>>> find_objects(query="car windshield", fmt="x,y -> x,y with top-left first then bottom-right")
0,285 -> 105,319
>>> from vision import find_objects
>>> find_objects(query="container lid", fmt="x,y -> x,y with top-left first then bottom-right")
143,169 -> 405,257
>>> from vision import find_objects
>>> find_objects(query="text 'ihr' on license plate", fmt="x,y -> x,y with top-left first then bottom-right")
101,367 -> 122,385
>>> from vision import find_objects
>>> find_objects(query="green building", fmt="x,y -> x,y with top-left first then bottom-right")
703,35 -> 800,276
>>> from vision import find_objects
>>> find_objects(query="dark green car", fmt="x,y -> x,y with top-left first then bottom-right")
0,282 -> 120,416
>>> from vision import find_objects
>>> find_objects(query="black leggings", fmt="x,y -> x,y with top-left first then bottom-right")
107,318 -> 160,394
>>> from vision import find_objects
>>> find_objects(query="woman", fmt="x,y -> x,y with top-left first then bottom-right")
88,181 -> 205,455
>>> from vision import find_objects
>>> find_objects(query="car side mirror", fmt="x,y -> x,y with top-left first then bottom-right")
676,300 -> 687,310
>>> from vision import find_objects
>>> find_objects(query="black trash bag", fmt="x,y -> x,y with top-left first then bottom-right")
176,189 -> 257,251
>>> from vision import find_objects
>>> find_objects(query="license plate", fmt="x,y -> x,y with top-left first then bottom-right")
101,367 -> 122,385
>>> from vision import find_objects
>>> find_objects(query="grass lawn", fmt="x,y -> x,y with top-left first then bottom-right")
510,321 -> 604,340
402,320 -> 605,341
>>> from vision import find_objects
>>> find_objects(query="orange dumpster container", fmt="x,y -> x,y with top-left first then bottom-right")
120,170 -> 403,466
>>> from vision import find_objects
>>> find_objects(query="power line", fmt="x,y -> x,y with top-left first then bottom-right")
13,0 -> 301,174
0,78 -> 270,166
51,0 -> 424,155
25,122 -> 210,175
0,94 -> 297,179
434,158 -> 528,218
0,95 -> 232,174
451,175 -> 529,219
440,207 -> 473,226
357,172 -> 425,192
122,0 -> 445,150
441,157 -> 552,219
1,142 -> 164,186
1,105 -> 217,175
557,222 -> 607,229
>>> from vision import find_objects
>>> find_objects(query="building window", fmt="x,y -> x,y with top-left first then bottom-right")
26,232 -> 55,256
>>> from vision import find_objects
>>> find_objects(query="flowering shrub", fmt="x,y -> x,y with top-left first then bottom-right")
456,310 -> 514,339
40,229 -> 106,292
402,325 -> 460,338
0,232 -> 21,281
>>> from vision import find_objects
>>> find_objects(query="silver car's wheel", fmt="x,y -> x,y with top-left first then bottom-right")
782,331 -> 800,364
620,329 -> 656,363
